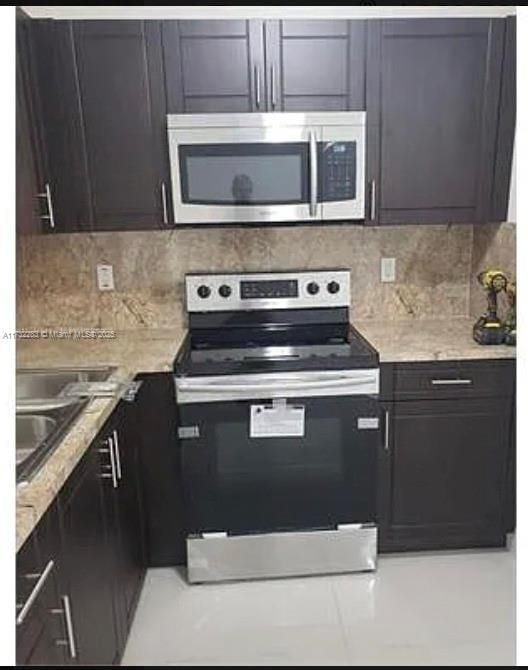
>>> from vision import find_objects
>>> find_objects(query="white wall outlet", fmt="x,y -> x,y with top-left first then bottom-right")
96,264 -> 115,291
381,258 -> 396,283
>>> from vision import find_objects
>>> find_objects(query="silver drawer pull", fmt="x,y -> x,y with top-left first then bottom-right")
384,409 -> 390,452
51,595 -> 77,659
431,379 -> 473,386
113,429 -> 122,480
17,560 -> 54,625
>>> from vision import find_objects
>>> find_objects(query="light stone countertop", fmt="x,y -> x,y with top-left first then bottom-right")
16,328 -> 186,551
356,317 -> 516,363
15,320 -> 514,551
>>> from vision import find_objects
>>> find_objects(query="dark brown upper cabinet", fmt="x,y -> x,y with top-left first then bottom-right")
16,9 -> 46,235
264,20 -> 366,112
31,20 -> 93,232
73,21 -> 170,230
163,20 -> 265,113
163,19 -> 366,114
366,18 -> 515,225
32,20 -> 172,231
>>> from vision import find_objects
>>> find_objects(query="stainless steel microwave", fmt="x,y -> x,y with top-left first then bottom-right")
167,112 -> 366,225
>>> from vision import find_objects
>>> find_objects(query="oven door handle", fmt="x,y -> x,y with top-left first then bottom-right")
177,376 -> 377,394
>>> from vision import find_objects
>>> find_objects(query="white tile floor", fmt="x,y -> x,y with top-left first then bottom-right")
122,541 -> 515,666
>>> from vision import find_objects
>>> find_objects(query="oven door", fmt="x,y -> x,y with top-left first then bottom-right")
177,394 -> 380,536
168,125 -> 321,224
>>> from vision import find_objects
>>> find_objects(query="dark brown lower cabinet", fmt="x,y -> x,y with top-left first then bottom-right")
58,444 -> 120,665
17,392 -> 147,666
16,505 -> 69,666
378,360 -> 515,552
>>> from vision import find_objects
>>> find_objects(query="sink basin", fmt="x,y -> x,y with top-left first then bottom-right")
16,368 -> 115,412
16,415 -> 57,465
15,368 -> 115,483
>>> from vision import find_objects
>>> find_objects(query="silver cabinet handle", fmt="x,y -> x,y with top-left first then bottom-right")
112,429 -> 122,481
254,65 -> 261,109
100,437 -> 118,488
309,131 -> 318,218
384,409 -> 390,452
431,379 -> 473,386
270,64 -> 277,109
38,182 -> 56,229
161,182 -> 169,225
51,595 -> 77,659
370,180 -> 376,221
16,560 -> 54,625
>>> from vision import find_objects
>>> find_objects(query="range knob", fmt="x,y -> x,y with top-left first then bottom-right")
197,285 -> 211,299
218,284 -> 232,298
306,281 -> 320,296
327,281 -> 340,295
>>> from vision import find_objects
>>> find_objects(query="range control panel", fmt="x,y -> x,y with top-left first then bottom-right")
186,271 -> 351,313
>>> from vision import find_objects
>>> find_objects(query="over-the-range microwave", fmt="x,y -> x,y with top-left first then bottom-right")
167,112 -> 366,225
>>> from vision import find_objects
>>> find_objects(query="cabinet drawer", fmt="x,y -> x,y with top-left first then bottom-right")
393,360 -> 515,400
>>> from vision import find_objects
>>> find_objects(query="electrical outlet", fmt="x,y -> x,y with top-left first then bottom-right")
96,264 -> 115,291
381,258 -> 396,283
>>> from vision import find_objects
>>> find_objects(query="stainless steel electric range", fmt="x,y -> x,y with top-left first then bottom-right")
174,270 -> 380,583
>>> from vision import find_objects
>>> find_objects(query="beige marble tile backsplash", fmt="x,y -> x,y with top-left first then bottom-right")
16,223 -> 515,330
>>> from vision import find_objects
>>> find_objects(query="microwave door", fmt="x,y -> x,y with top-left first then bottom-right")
320,124 -> 366,221
168,126 -> 322,225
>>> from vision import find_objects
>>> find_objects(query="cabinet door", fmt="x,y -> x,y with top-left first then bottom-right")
31,20 -> 93,232
136,373 -> 186,566
58,445 -> 119,666
163,20 -> 265,113
16,505 -> 68,666
491,16 -> 516,222
367,19 -> 506,225
105,403 -> 146,646
16,10 -> 44,235
379,397 -> 511,551
73,21 -> 170,230
265,20 -> 366,112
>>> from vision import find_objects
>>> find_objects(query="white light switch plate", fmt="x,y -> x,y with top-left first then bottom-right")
381,258 -> 396,283
96,264 -> 115,291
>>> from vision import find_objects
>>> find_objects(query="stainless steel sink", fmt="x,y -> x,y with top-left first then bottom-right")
16,415 -> 57,465
15,367 -> 115,483
17,367 -> 115,412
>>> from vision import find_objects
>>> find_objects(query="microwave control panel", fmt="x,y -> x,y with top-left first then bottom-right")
321,142 -> 357,202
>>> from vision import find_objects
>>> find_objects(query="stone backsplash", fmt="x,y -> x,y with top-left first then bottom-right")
16,223 -> 514,330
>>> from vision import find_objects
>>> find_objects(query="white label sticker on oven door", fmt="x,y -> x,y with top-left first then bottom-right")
250,404 -> 305,438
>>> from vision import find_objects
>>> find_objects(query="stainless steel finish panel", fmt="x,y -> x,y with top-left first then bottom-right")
185,270 -> 350,312
167,112 -> 367,129
187,526 -> 377,583
175,368 -> 380,404
167,112 -> 366,224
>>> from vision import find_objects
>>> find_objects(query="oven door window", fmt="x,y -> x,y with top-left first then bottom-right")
179,396 -> 379,536
179,143 -> 309,206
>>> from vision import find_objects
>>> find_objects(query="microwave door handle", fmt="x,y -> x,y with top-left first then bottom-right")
309,132 -> 318,218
